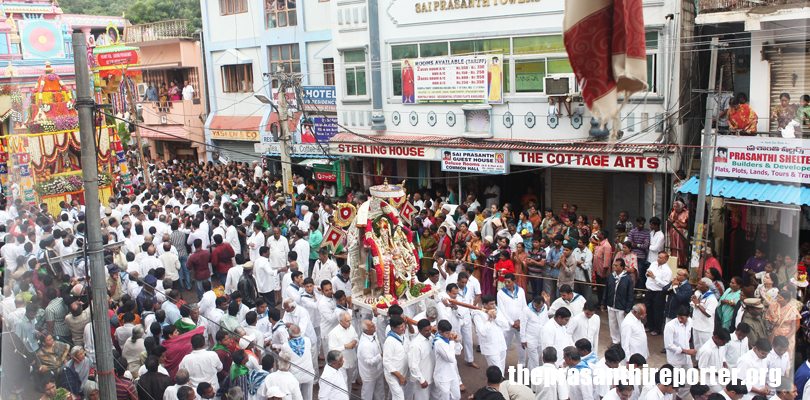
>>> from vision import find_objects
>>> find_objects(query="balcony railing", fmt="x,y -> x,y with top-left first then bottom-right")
697,0 -> 807,13
124,20 -> 191,43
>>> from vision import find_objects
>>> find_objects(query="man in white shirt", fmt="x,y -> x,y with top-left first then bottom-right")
620,304 -> 649,362
280,325 -> 315,400
663,305 -> 695,399
568,302 -> 601,356
520,293 -> 549,370
726,323 -> 750,369
162,368 -> 194,400
312,250 -> 339,291
224,259 -> 246,296
357,320 -> 384,400
158,242 -> 181,289
483,179 -> 500,208
541,307 -> 574,368
286,271 -> 304,303
495,273 -> 526,365
530,347 -> 569,400
455,273 -> 478,368
319,350 -> 349,400
267,227 -> 290,299
472,294 -> 510,373
642,366 -> 678,400
549,284 -> 586,317
691,278 -> 718,352
254,246 -> 278,308
328,312 -> 359,392
177,334 -> 223,392
409,320 -> 435,400
766,336 -> 791,396
433,320 -> 463,400
331,266 -> 352,300
247,224 -> 265,262
648,217 -> 665,259
383,316 -> 413,400
738,338 -> 773,400
698,328 -> 731,394
644,251 -> 672,335
318,281 -> 340,359
182,81 -> 195,100
562,346 -> 594,400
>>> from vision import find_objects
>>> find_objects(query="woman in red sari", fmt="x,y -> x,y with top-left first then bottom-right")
668,198 -> 689,268
766,289 -> 801,357
437,226 -> 453,262
512,242 -> 529,291
402,60 -> 415,104
727,95 -> 759,135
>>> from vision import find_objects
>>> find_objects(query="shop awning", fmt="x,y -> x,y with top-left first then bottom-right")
677,176 -> 810,206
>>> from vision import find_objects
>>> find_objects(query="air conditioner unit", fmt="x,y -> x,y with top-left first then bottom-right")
160,115 -> 167,124
137,83 -> 148,98
544,73 -> 577,96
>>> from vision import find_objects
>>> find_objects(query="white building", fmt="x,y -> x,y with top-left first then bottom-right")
200,0 -> 334,163
327,0 -> 686,223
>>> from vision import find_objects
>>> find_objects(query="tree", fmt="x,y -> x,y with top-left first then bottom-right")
58,0 -> 202,31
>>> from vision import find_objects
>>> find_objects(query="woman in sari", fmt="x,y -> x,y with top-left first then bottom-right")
437,226 -> 453,261
727,95 -> 759,134
512,242 -> 529,291
706,268 -> 725,300
589,218 -> 603,252
668,198 -> 689,268
771,92 -> 798,130
718,276 -> 742,331
577,215 -> 590,242
420,225 -> 438,272
756,272 -> 780,307
169,81 -> 181,101
614,241 -> 638,285
464,231 -> 485,280
455,221 -> 472,246
36,334 -> 70,387
544,216 -> 562,238
766,289 -> 801,356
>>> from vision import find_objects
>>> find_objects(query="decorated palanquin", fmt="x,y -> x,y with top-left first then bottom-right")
0,62 -> 121,208
340,179 -> 436,311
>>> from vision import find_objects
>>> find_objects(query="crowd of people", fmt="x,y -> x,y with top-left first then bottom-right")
0,158 -> 807,400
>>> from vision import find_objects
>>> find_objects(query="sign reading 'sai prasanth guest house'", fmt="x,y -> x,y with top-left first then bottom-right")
713,136 -> 810,184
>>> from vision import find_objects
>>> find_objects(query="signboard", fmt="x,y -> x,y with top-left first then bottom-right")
713,136 -> 810,184
511,151 -> 668,172
302,86 -> 336,112
211,130 -> 259,141
441,149 -> 508,174
218,153 -> 229,164
401,55 -> 502,104
96,49 -> 140,68
271,88 -> 297,111
255,142 -> 329,156
386,0 -> 555,27
330,143 -> 437,161
312,116 -> 338,141
316,171 -> 337,181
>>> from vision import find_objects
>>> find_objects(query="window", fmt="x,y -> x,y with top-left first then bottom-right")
266,0 -> 297,28
391,44 -> 418,96
515,59 -> 545,93
513,35 -> 565,55
344,50 -> 367,97
420,42 -> 448,58
220,0 -> 248,15
269,44 -> 300,88
221,64 -> 253,93
645,31 -> 658,92
450,39 -> 510,55
323,58 -> 335,86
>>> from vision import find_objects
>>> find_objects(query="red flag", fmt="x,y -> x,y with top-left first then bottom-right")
399,201 -> 416,224
162,326 -> 206,378
321,226 -> 346,253
563,0 -> 646,130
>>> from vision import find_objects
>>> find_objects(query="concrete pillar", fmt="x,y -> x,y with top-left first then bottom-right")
81,27 -> 92,42
149,139 -> 158,160
163,141 -> 170,161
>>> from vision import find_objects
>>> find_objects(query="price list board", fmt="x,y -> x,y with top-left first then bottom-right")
408,55 -> 496,103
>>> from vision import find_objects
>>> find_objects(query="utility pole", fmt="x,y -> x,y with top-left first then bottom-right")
72,32 -> 116,400
276,66 -> 293,195
123,73 -> 150,184
690,36 -> 720,281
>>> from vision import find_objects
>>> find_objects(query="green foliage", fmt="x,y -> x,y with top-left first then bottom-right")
117,122 -> 131,147
59,0 -> 202,31
126,0 -> 202,30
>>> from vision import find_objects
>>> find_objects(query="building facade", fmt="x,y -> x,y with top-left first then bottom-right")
200,0 -> 334,164
326,0 -> 685,225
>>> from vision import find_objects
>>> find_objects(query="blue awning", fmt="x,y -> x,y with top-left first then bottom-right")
677,176 -> 810,206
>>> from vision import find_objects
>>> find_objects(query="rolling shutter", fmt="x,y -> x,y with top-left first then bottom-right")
213,140 -> 259,164
769,48 -> 810,131
550,169 -> 606,222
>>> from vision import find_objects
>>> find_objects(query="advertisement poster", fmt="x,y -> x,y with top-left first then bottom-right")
441,149 -> 508,174
312,116 -> 338,141
713,136 -> 810,184
401,55 -> 502,104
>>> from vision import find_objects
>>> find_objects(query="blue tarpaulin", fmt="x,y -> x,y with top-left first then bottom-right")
677,176 -> 810,206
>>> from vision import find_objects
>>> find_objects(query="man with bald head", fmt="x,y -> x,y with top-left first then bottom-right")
620,304 -> 648,362
357,319 -> 384,400
329,311 -> 359,391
